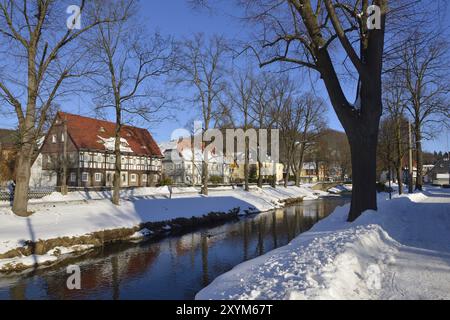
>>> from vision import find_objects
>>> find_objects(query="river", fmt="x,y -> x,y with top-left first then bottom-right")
0,196 -> 350,300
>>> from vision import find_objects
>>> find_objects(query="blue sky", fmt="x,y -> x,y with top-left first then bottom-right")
0,0 -> 449,152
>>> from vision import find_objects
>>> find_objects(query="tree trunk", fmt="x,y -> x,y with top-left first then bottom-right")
201,160 -> 209,195
12,49 -> 38,216
295,168 -> 300,187
347,133 -> 378,222
112,120 -> 122,206
414,122 -> 423,191
284,163 -> 290,188
395,118 -> 403,195
397,164 -> 403,195
61,119 -> 68,195
257,159 -> 263,188
315,161 -> 320,182
12,145 -> 33,216
244,140 -> 249,191
191,138 -> 196,187
295,142 -> 305,187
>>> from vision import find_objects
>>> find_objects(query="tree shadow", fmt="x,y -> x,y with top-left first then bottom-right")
26,217 -> 39,273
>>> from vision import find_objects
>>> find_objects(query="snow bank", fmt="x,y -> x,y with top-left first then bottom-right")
327,184 -> 352,194
197,187 -> 450,300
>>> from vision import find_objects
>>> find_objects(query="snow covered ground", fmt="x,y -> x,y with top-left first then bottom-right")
328,184 -> 352,194
196,187 -> 450,300
0,186 -> 326,270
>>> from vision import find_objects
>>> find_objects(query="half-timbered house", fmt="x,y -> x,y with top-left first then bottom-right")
30,112 -> 163,189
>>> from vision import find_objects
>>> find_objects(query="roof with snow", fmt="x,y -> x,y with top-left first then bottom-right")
57,112 -> 162,157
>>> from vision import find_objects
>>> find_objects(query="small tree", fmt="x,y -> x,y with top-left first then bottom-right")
291,93 -> 326,187
400,33 -> 449,190
228,68 -> 255,191
382,74 -> 409,194
89,0 -> 175,205
177,34 -> 229,195
250,73 -> 274,188
0,0 -> 120,216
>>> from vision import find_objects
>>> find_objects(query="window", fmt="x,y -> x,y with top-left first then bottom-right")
51,134 -> 57,143
61,133 -> 65,142
95,173 -> 102,182
70,173 -> 76,182
142,174 -> 147,182
82,172 -> 89,182
130,174 -> 137,182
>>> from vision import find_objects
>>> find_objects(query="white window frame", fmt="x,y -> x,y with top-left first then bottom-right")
61,133 -> 65,142
70,172 -> 76,182
142,174 -> 147,182
95,173 -> 102,182
51,134 -> 57,143
82,172 -> 89,182
130,174 -> 137,183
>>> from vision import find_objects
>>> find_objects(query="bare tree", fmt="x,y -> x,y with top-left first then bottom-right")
177,34 -> 229,195
267,76 -> 295,187
382,74 -> 409,194
292,93 -> 326,187
0,0 -> 120,216
88,0 -> 175,205
228,68 -> 255,191
400,33 -> 449,190
250,72 -> 274,188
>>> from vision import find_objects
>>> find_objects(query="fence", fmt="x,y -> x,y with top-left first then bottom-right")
0,188 -> 56,202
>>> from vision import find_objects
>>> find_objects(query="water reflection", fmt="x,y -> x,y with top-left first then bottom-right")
0,197 -> 349,300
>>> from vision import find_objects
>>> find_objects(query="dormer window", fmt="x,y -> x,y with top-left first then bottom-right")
99,127 -> 106,133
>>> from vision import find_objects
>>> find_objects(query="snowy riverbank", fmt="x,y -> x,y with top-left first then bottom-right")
196,187 -> 450,300
0,186 -> 327,271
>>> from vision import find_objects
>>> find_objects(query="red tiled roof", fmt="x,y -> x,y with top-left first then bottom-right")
57,112 -> 163,157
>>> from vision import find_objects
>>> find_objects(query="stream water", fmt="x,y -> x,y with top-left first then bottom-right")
0,196 -> 350,300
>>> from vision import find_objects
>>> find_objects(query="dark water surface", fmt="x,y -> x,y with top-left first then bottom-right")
0,197 -> 349,300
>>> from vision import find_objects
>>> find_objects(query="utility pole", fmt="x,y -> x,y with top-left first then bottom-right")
408,121 -> 414,194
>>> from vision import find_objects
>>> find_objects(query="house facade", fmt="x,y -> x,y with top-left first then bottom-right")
160,139 -> 232,185
30,112 -> 163,189
231,162 -> 284,183
427,158 -> 450,186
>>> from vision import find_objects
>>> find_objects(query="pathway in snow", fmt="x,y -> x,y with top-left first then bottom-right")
197,187 -> 450,300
